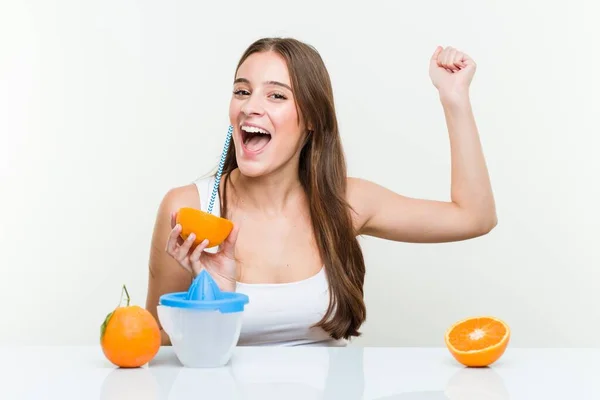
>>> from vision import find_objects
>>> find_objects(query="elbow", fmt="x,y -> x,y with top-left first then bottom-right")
459,206 -> 497,239
473,212 -> 498,237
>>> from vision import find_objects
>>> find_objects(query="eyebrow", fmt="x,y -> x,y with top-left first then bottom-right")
234,78 -> 292,92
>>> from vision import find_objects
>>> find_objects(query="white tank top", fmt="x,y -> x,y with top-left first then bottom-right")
193,175 -> 347,347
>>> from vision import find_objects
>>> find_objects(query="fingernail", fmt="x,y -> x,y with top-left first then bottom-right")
188,233 -> 195,240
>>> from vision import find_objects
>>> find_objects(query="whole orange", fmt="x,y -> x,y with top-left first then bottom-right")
176,207 -> 234,248
100,285 -> 161,368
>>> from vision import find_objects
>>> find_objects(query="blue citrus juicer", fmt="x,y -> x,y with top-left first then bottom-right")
157,269 -> 249,368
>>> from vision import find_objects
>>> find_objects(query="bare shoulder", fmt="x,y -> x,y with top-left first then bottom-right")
345,176 -> 375,233
345,176 -> 395,234
160,183 -> 202,214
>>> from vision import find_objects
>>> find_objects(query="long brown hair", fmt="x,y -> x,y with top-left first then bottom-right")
219,37 -> 366,340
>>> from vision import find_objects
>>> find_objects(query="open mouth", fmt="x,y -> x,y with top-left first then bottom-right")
241,125 -> 272,152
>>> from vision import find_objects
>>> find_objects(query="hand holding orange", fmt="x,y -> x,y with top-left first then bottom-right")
166,208 -> 240,289
445,316 -> 510,367
100,285 -> 161,368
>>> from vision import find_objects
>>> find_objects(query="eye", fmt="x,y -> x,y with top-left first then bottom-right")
270,92 -> 287,100
233,89 -> 250,96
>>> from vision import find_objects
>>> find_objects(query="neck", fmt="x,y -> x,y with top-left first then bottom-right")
230,166 -> 305,217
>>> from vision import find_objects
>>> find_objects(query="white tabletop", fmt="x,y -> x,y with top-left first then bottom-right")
2,345 -> 599,399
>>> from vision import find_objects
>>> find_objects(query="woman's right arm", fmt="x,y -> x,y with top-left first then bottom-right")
145,185 -> 199,346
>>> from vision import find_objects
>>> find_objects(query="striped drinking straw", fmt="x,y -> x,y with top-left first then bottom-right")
207,125 -> 233,215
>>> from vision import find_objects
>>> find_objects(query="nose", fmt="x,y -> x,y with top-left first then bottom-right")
240,93 -> 264,116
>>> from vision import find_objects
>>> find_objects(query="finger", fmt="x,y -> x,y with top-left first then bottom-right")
189,239 -> 209,275
190,238 -> 209,261
166,223 -> 182,254
452,51 -> 464,69
430,45 -> 443,65
221,223 -> 240,259
461,53 -> 476,69
170,211 -> 177,229
177,232 -> 196,260
445,48 -> 458,71
438,47 -> 454,73
436,46 -> 447,67
439,46 -> 450,67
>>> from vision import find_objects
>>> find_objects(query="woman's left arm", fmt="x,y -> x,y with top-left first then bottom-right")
349,46 -> 497,243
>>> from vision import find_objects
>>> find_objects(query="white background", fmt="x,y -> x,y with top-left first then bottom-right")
1,0 -> 598,348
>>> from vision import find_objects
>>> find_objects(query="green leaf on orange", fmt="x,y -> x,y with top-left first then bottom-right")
100,310 -> 114,340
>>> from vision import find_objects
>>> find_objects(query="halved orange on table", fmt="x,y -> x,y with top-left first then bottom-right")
176,207 -> 233,249
445,316 -> 510,367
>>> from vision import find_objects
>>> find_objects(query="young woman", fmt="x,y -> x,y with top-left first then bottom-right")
145,37 -> 497,347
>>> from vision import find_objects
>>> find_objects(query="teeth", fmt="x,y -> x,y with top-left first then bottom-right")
241,125 -> 270,135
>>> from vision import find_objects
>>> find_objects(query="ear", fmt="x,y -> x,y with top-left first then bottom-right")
307,122 -> 314,132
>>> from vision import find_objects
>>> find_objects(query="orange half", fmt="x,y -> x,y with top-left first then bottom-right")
444,316 -> 510,367
176,207 -> 234,249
